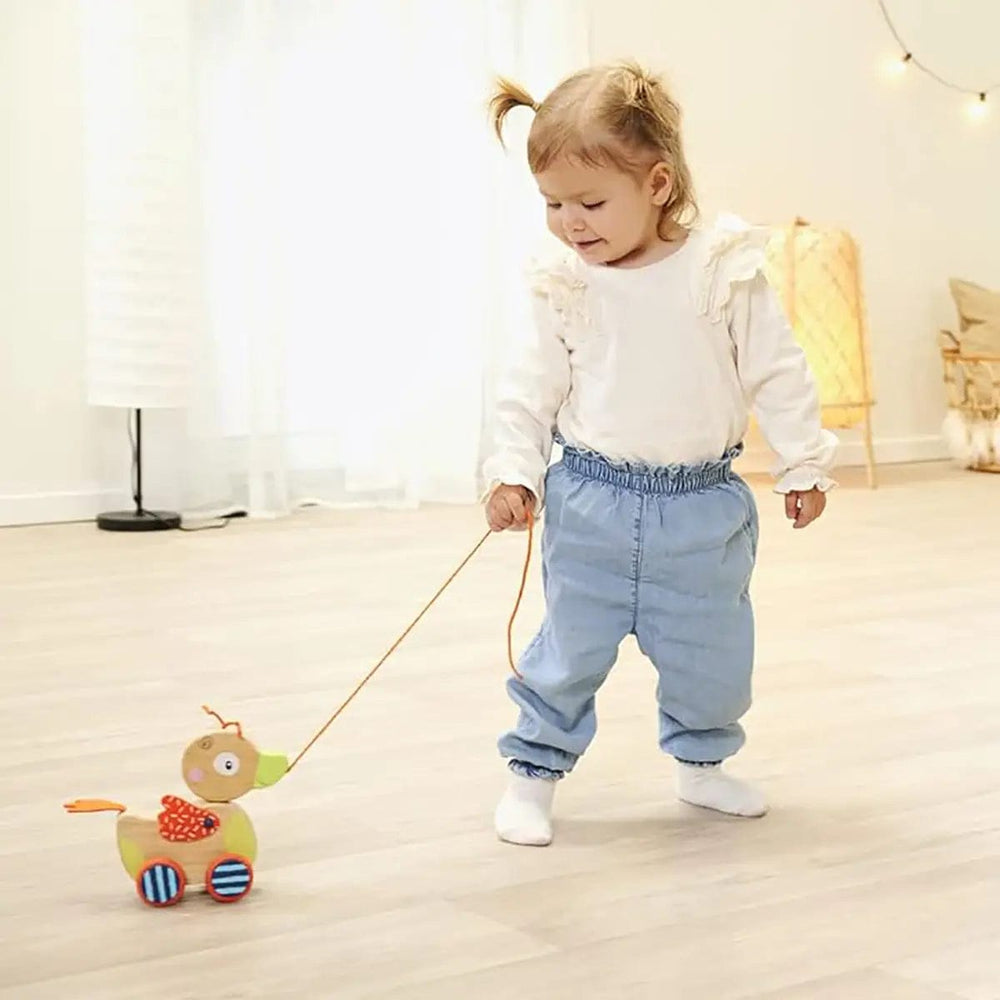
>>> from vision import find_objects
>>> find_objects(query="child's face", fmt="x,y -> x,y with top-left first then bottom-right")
535,155 -> 670,266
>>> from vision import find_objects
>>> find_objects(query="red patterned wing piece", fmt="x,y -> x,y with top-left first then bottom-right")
158,795 -> 222,843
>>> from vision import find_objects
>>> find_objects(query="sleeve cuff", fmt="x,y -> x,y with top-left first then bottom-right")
772,468 -> 837,494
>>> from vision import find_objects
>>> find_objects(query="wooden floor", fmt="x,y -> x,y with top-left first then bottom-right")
1,462 -> 999,999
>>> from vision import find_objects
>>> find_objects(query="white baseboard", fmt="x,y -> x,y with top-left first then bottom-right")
0,489 -> 132,527
736,434 -> 948,475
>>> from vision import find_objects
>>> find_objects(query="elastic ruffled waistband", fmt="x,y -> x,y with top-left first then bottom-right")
559,441 -> 742,496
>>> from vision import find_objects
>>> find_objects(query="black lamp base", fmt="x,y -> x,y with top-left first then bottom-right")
97,510 -> 181,532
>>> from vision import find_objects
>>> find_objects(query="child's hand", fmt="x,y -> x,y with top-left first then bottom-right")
785,488 -> 826,529
487,485 -> 536,532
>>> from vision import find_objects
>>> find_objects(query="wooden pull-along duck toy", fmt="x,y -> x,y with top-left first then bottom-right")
63,516 -> 534,909
65,707 -> 288,907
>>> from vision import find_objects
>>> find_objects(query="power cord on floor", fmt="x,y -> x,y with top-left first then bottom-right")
152,510 -> 245,532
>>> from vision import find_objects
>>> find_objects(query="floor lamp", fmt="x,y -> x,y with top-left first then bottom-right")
95,410 -> 182,532
86,309 -> 191,533
763,219 -> 878,488
80,0 -> 200,531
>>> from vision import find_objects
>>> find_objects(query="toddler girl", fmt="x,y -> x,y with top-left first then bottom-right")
483,62 -> 836,846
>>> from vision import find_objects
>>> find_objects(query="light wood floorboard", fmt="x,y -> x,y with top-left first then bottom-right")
1,463 -> 998,998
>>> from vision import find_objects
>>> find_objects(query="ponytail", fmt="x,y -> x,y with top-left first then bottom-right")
619,60 -> 660,109
489,77 -> 539,145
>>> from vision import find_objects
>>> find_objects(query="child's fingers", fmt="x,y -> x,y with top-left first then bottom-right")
507,490 -> 529,525
785,493 -> 799,520
486,486 -> 536,532
486,496 -> 514,532
793,491 -> 827,529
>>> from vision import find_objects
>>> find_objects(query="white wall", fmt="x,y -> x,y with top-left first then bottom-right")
3,1 -> 997,524
588,0 -> 1000,472
0,1 -> 129,525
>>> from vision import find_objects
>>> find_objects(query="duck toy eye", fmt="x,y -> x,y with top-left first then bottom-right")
214,752 -> 241,776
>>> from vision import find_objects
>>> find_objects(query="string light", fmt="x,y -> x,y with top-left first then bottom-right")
884,50 -> 911,80
968,92 -> 989,122
885,52 -> 913,79
877,0 -> 997,119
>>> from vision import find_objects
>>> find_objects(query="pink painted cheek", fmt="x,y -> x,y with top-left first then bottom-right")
187,768 -> 204,783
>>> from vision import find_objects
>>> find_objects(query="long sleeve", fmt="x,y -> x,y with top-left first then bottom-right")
727,271 -> 838,493
482,290 -> 572,509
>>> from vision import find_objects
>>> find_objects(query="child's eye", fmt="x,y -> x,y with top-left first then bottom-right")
583,201 -> 605,210
546,202 -> 561,210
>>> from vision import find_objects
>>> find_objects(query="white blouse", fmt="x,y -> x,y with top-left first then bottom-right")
482,214 -> 838,507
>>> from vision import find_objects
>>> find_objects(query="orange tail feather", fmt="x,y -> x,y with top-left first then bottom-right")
64,799 -> 127,814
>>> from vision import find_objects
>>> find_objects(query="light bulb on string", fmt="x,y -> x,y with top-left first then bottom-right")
967,92 -> 989,122
884,51 -> 912,80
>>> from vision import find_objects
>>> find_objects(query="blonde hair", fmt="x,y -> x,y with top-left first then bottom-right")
489,62 -> 697,232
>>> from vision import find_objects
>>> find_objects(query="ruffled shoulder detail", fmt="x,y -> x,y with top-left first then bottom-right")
525,246 -> 588,321
692,213 -> 772,323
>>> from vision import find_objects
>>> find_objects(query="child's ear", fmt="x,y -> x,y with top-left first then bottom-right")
648,162 -> 673,206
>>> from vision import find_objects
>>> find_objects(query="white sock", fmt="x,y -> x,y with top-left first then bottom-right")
494,771 -> 556,846
676,761 -> 768,818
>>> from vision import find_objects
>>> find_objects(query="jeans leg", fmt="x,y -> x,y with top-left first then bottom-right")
636,478 -> 758,763
498,464 -> 636,774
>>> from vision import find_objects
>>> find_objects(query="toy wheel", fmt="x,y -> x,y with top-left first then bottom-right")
205,854 -> 254,903
136,858 -> 186,908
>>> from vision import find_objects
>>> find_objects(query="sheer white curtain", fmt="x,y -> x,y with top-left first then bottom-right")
80,0 -> 590,518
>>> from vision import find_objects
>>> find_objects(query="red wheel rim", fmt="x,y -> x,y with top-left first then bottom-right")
135,857 -> 186,907
205,854 -> 254,903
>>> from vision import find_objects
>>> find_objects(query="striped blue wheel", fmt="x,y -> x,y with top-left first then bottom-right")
136,859 -> 186,907
206,855 -> 253,903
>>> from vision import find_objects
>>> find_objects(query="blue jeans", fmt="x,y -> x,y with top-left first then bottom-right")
499,444 -> 759,777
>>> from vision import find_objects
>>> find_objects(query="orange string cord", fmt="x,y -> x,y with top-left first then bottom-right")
506,511 -> 533,679
201,705 -> 243,739
286,511 -> 534,773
